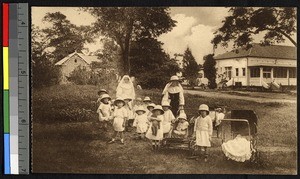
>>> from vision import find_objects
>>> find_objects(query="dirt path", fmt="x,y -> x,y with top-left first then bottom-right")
184,90 -> 296,104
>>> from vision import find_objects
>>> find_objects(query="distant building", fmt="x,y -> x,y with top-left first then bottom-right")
55,51 -> 102,83
214,44 -> 296,87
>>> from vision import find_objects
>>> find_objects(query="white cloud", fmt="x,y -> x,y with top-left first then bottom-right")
159,14 -> 215,64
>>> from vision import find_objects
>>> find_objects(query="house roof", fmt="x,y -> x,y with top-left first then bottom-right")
214,44 -> 296,60
55,52 -> 102,65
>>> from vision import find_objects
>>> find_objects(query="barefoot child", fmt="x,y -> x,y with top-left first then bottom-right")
146,105 -> 164,150
133,106 -> 149,139
193,104 -> 213,162
108,98 -> 128,144
97,94 -> 112,131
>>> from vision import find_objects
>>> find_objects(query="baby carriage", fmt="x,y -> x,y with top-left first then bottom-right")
219,110 -> 258,162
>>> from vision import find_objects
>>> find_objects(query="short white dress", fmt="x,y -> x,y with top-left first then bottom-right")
133,114 -> 149,133
194,115 -> 213,147
162,110 -> 175,133
146,115 -> 164,140
112,107 -> 128,132
97,103 -> 111,122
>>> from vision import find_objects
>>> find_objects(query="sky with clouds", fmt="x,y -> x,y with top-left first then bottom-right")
32,7 -> 296,64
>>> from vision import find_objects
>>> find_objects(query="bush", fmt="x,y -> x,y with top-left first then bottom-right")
67,66 -> 117,87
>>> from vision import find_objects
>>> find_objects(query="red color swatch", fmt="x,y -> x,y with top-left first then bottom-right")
3,3 -> 9,47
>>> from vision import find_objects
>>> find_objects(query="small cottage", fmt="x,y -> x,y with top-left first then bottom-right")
214,44 -> 296,87
55,51 -> 102,83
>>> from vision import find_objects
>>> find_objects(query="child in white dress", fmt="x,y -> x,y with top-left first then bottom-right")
143,96 -> 152,113
96,89 -> 109,107
146,103 -> 155,119
173,112 -> 189,137
133,106 -> 149,139
108,98 -> 128,144
124,96 -> 134,131
193,104 -> 213,162
146,105 -> 164,150
97,94 -> 112,131
162,101 -> 175,138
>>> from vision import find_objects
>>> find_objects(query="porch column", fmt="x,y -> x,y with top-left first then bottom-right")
287,68 -> 290,86
271,67 -> 274,81
259,67 -> 263,86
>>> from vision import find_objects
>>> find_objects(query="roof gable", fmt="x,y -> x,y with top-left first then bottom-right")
215,44 -> 296,60
55,52 -> 102,66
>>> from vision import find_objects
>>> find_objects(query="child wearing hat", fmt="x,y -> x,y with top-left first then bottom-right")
97,94 -> 112,131
162,101 -> 175,138
132,97 -> 143,119
96,89 -> 109,107
193,104 -> 213,162
123,96 -> 134,131
146,105 -> 164,150
108,98 -> 128,144
173,112 -> 189,136
143,96 -> 151,113
146,103 -> 156,119
133,106 -> 149,139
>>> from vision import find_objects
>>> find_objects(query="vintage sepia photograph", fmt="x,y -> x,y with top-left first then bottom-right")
31,6 -> 297,174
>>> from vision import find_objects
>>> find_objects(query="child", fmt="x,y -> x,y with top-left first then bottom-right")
146,105 -> 164,150
162,101 -> 175,138
143,96 -> 152,113
193,104 -> 213,162
97,94 -> 112,131
96,89 -> 109,107
133,106 -> 149,139
108,98 -> 128,144
173,112 -> 189,137
132,97 -> 143,118
124,96 -> 134,131
146,103 -> 156,119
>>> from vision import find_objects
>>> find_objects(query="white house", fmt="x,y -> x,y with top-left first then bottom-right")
55,51 -> 102,83
214,44 -> 296,87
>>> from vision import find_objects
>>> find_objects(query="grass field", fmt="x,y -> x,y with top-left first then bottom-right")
32,84 -> 297,174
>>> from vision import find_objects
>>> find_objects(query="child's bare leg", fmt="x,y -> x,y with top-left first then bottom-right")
151,140 -> 156,150
108,131 -> 118,143
120,132 -> 124,144
204,147 -> 208,162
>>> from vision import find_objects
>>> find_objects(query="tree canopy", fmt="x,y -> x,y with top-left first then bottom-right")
212,7 -> 297,49
182,47 -> 200,87
82,7 -> 176,75
203,54 -> 217,89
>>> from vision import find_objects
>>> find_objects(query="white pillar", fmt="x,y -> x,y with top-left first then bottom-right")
271,67 -> 274,81
260,67 -> 263,86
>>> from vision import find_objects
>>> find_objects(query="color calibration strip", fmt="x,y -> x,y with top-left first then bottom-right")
3,3 -> 29,175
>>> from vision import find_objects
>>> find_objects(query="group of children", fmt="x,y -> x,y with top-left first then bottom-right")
96,88 -> 225,162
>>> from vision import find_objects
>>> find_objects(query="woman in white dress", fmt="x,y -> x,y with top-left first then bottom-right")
116,75 -> 135,100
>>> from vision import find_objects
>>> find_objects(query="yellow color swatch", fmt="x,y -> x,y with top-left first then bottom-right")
3,47 -> 9,90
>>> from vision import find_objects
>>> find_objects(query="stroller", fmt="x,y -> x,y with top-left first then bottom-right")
219,110 -> 258,162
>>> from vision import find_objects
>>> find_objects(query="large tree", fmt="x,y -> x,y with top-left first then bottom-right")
130,37 -> 179,89
82,7 -> 176,75
42,12 -> 94,62
203,54 -> 217,89
182,47 -> 200,87
212,7 -> 297,49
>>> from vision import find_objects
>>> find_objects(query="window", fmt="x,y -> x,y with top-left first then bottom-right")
274,67 -> 287,78
225,67 -> 232,79
74,59 -> 77,63
250,67 -> 260,77
235,68 -> 239,76
289,68 -> 296,78
263,67 -> 271,78
242,68 -> 246,76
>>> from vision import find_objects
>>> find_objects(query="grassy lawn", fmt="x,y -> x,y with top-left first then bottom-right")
32,84 -> 297,174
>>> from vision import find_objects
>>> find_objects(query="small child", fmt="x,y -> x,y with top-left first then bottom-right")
108,98 -> 128,144
173,112 -> 189,137
162,101 -> 175,138
124,97 -> 134,131
193,104 -> 213,162
133,106 -> 149,139
146,105 -> 164,150
147,103 -> 156,119
143,96 -> 152,113
97,94 -> 111,131
96,89 -> 109,107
